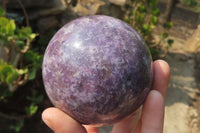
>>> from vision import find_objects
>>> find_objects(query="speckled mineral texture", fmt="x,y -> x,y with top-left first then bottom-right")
42,15 -> 152,125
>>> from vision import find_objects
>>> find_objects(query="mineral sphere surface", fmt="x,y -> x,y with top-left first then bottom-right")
42,15 -> 152,125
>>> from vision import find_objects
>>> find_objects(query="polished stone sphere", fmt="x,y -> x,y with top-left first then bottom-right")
42,15 -> 152,125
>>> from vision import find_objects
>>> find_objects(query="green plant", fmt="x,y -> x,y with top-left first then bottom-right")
123,0 -> 173,58
180,0 -> 200,12
182,0 -> 197,6
0,7 -> 43,132
10,120 -> 24,132
0,7 -> 42,92
25,89 -> 43,116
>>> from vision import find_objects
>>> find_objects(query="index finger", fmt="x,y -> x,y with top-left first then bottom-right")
151,60 -> 170,98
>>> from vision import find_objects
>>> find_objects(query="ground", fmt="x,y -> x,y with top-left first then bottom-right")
163,34 -> 200,133
160,11 -> 200,132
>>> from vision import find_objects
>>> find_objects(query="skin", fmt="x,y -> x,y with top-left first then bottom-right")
42,59 -> 170,133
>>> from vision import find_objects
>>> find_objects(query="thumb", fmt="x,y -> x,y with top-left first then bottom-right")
42,107 -> 87,133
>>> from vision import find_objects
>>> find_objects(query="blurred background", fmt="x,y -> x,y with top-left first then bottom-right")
0,0 -> 199,132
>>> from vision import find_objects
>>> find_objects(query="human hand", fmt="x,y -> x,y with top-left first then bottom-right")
42,60 -> 170,133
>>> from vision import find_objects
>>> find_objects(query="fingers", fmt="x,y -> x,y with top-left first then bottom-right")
135,90 -> 165,133
42,107 -> 87,133
112,60 -> 170,133
134,60 -> 170,133
138,60 -> 169,133
152,60 -> 170,98
111,107 -> 141,133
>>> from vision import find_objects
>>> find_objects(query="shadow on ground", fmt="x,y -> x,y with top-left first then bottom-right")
164,52 -> 199,107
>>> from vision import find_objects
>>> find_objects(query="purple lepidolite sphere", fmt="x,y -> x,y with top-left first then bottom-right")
42,15 -> 152,125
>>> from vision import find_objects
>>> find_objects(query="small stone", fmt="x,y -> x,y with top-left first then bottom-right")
42,15 -> 152,125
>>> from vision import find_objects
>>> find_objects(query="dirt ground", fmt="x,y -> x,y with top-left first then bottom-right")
163,37 -> 200,133
160,12 -> 200,132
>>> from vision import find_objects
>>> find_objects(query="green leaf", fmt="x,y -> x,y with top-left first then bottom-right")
0,8 -> 6,17
124,18 -> 130,23
148,0 -> 158,8
0,17 -> 8,26
163,22 -> 173,29
143,24 -> 149,30
151,16 -> 158,25
6,19 -> 16,35
29,33 -> 37,40
17,27 -> 33,40
0,63 -> 20,84
0,61 -> 28,84
17,68 -> 28,75
167,39 -> 174,47
138,4 -> 146,12
27,95 -> 43,104
25,50 -> 36,63
25,50 -> 43,68
28,68 -> 37,80
0,17 -> 8,33
136,13 -> 145,24
15,40 -> 26,48
34,55 -> 43,68
10,120 -> 24,132
26,90 -> 43,104
6,72 -> 18,84
151,8 -> 160,16
21,27 -> 32,34
0,65 -> 13,82
149,46 -> 158,57
25,104 -> 38,115
162,32 -> 169,38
